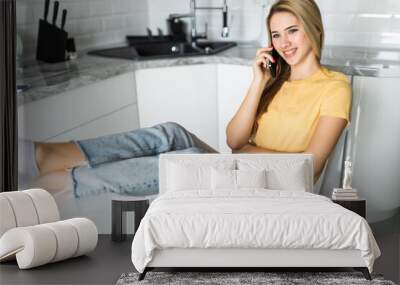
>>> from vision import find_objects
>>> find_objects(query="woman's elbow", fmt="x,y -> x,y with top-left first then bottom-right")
226,131 -> 244,150
226,134 -> 249,151
226,139 -> 243,151
225,123 -> 249,150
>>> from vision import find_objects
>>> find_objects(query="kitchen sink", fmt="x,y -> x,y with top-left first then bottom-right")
135,42 -> 201,57
126,35 -> 177,45
196,41 -> 236,51
88,41 -> 237,60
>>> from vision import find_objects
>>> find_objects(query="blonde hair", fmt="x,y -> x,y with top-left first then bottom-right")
250,0 -> 324,141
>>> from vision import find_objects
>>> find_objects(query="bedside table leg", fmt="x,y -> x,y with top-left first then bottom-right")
112,200 -> 124,242
134,200 -> 149,234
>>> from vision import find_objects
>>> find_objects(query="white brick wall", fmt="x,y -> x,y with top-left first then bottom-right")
17,0 -> 400,60
17,0 -> 149,60
316,0 -> 400,48
147,0 -> 400,48
146,0 -> 264,42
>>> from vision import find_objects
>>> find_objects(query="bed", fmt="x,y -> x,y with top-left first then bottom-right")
130,154 -> 381,280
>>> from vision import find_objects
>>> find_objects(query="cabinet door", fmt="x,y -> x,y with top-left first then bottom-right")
135,64 -> 218,150
18,72 -> 137,141
217,64 -> 253,153
344,76 -> 400,223
48,103 -> 140,142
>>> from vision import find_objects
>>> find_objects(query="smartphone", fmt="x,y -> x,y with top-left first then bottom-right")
267,48 -> 279,78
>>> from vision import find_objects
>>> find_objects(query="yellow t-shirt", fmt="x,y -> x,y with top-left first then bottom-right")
253,67 -> 352,152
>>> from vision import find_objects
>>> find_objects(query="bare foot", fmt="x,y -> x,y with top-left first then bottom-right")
35,142 -> 87,175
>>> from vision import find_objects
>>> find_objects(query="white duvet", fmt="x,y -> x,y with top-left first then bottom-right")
131,190 -> 380,273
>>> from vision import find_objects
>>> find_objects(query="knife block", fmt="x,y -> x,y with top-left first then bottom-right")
36,20 -> 68,63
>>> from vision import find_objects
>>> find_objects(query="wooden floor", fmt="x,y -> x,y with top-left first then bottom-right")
1,234 -> 398,285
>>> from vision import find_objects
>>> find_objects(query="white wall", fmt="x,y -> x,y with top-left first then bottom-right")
17,0 -> 400,60
317,0 -> 400,48
17,0 -> 149,60
147,0 -> 400,48
146,0 -> 267,43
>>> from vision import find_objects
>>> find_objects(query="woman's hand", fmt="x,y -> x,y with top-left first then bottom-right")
252,46 -> 275,84
226,46 -> 276,150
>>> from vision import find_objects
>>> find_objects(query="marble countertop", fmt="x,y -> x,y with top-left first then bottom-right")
17,42 -> 400,106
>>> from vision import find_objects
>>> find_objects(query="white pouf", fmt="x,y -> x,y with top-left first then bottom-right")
0,189 -> 98,269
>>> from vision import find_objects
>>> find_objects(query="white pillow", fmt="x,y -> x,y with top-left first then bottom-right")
165,157 -> 236,192
211,168 -> 236,190
267,166 -> 307,191
211,168 -> 268,190
167,162 -> 210,191
237,158 -> 309,191
236,169 -> 267,188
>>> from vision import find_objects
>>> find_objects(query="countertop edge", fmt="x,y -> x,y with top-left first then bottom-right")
17,44 -> 400,106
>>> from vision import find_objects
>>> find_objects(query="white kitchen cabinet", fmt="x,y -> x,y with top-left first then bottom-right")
48,103 -> 139,142
217,64 -> 253,153
320,74 -> 400,220
18,72 -> 138,142
135,64 -> 219,150
345,76 -> 400,223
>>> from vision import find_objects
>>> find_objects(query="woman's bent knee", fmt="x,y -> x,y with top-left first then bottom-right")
161,122 -> 186,133
156,122 -> 197,150
160,122 -> 192,140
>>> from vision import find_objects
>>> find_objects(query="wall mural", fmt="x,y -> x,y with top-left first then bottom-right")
15,1 -> 399,282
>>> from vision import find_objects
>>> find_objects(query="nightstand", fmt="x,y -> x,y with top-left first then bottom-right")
111,194 -> 157,242
332,198 -> 366,218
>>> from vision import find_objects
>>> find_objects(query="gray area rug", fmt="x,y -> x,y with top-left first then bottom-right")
116,271 -> 396,285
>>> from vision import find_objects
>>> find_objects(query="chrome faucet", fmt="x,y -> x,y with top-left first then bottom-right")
169,0 -> 229,46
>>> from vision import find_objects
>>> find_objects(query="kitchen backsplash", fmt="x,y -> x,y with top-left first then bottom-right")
17,0 -> 149,60
17,0 -> 400,60
147,0 -> 400,47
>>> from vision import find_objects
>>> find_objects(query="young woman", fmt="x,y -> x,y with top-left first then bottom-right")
227,0 -> 351,181
20,0 -> 350,196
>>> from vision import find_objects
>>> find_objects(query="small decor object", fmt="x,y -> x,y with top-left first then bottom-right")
332,188 -> 359,200
332,158 -> 358,200
342,158 -> 353,190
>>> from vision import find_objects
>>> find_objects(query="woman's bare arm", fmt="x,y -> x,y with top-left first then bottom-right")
226,47 -> 274,150
226,80 -> 266,150
304,116 -> 347,181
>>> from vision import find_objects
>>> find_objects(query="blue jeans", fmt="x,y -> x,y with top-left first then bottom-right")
71,122 -> 217,198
